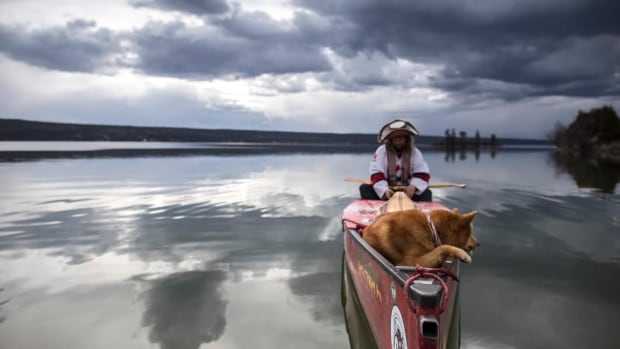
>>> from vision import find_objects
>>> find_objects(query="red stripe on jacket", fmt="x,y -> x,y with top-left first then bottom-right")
412,173 -> 430,182
370,173 -> 386,185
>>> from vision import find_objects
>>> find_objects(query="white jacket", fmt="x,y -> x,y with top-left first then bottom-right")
369,144 -> 430,198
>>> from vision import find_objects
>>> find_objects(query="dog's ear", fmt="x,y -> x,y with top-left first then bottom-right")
451,208 -> 459,213
460,211 -> 477,224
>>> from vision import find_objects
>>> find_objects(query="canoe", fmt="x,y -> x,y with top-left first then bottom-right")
341,197 -> 461,349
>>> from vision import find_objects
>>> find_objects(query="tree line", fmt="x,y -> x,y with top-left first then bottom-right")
437,129 -> 499,149
547,105 -> 620,161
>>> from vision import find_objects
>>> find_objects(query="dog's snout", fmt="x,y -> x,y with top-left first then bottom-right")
466,238 -> 479,252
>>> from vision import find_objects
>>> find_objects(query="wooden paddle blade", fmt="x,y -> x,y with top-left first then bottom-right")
429,183 -> 467,188
344,177 -> 370,184
344,177 -> 466,189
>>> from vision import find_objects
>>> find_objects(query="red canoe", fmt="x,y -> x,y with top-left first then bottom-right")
341,199 -> 461,349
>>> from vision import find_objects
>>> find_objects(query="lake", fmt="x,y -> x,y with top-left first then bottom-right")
0,142 -> 618,349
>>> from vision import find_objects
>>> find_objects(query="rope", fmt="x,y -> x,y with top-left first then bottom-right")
403,265 -> 459,315
426,214 -> 442,247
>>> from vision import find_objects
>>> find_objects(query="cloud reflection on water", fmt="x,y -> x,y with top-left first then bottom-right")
454,187 -> 620,348
0,154 -> 357,348
0,150 -> 618,349
139,270 -> 228,349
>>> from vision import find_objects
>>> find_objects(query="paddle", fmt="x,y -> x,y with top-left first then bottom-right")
344,177 -> 466,189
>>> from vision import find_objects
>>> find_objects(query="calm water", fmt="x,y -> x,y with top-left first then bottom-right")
0,143 -> 618,349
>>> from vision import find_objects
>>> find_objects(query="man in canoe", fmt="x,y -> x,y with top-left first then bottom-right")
359,119 -> 432,201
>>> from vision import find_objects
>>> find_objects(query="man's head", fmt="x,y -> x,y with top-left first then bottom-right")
389,135 -> 409,151
377,119 -> 419,143
378,119 -> 419,151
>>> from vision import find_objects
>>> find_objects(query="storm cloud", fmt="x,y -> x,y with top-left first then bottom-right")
0,19 -> 122,73
129,15 -> 332,78
1,0 -> 618,98
292,0 -> 620,98
0,0 -> 618,137
130,0 -> 230,15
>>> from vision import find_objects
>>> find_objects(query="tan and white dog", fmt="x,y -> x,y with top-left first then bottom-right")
363,205 -> 479,268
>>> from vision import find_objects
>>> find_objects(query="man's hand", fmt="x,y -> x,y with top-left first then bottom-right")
384,188 -> 395,199
405,185 -> 416,198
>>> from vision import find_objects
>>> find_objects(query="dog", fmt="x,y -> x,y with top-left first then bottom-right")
362,208 -> 479,268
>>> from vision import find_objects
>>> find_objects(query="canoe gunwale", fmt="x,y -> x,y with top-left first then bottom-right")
344,226 -> 458,310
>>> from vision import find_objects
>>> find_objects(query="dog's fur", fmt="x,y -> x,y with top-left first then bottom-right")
362,208 -> 479,268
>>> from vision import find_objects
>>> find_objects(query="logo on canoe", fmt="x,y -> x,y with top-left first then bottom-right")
391,282 -> 397,302
391,305 -> 408,349
356,250 -> 382,303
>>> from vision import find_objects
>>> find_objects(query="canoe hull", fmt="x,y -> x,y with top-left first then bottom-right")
342,199 -> 461,349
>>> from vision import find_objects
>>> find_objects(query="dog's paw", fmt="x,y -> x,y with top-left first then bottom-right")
454,249 -> 472,264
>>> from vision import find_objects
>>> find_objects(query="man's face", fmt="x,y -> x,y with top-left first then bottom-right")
391,136 -> 407,150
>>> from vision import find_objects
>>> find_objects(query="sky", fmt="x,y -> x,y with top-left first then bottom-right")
0,0 -> 619,139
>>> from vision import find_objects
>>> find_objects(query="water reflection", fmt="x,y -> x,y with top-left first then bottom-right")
138,270 -> 228,349
0,154 -> 358,348
550,151 -> 620,194
289,271 -> 344,324
0,288 -> 7,325
442,147 -> 497,162
442,189 -> 620,348
0,148 -> 618,349
340,254 -> 379,349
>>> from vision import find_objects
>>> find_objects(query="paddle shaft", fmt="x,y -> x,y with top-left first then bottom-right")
344,177 -> 466,189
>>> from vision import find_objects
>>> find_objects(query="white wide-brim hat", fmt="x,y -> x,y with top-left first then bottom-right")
377,119 -> 420,143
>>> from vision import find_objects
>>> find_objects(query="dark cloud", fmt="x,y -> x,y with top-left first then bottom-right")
130,19 -> 331,78
293,0 -> 620,98
0,20 -> 122,73
0,12 -> 332,78
130,0 -> 230,15
0,0 -> 618,101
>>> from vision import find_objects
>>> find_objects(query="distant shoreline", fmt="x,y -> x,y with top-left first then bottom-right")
0,118 -> 550,146
0,140 -> 554,163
